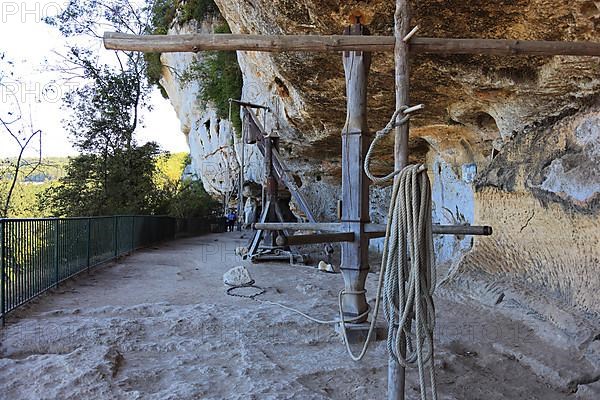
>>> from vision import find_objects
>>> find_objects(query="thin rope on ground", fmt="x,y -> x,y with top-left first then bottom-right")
226,284 -> 370,325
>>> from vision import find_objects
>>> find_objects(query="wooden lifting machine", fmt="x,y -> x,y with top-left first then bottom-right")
232,99 -> 316,263
104,3 -> 600,398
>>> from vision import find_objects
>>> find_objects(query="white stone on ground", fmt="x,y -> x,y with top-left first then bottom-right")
223,265 -> 253,286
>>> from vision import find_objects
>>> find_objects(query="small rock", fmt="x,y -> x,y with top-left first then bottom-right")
235,246 -> 249,257
317,260 -> 335,273
223,266 -> 253,287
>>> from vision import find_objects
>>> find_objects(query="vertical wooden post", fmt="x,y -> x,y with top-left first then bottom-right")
340,22 -> 371,324
389,1 -> 410,399
237,110 -> 246,232
264,135 -> 278,246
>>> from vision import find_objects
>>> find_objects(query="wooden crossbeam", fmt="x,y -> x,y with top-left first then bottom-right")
104,32 -> 600,57
276,232 -> 355,246
254,222 -> 492,236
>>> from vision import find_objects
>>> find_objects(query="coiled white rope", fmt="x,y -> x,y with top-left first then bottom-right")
337,164 -> 438,400
383,164 -> 437,400
361,107 -> 438,399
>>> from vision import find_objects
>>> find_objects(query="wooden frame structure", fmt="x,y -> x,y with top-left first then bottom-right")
238,104 -> 316,263
103,4 -> 600,398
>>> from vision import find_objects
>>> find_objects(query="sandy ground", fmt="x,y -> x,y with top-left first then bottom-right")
1,231 -> 599,399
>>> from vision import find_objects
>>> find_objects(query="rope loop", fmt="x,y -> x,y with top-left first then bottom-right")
364,106 -> 413,185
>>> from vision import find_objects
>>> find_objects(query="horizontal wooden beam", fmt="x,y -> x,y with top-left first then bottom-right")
255,221 -> 492,240
104,32 -> 600,57
253,222 -> 344,231
365,223 -> 493,238
276,232 -> 355,246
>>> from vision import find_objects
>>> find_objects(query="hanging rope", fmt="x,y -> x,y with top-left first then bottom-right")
382,164 -> 437,400
362,109 -> 438,400
337,164 -> 438,400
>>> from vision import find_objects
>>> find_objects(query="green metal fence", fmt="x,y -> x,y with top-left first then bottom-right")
0,215 -> 214,323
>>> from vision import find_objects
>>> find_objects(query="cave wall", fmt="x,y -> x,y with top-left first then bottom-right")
459,106 -> 600,319
160,1 -> 600,325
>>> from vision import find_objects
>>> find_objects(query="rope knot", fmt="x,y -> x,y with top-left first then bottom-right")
364,105 -> 423,185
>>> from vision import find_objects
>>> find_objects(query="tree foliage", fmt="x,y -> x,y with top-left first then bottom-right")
151,153 -> 219,218
42,0 -> 217,219
179,22 -> 243,133
145,0 -> 243,124
43,144 -> 161,216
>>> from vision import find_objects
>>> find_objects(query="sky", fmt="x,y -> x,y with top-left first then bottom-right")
0,0 -> 188,158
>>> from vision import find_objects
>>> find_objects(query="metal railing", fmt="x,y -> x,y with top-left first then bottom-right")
0,215 -> 217,323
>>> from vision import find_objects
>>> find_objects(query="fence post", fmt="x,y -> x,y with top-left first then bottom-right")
1,220 -> 5,326
113,215 -> 119,258
54,218 -> 59,288
86,218 -> 91,272
130,216 -> 135,253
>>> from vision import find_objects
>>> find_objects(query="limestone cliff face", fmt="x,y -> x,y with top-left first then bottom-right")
162,2 -> 600,324
159,20 -> 264,200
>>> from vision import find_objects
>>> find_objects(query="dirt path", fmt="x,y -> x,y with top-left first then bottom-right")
1,232 -> 598,399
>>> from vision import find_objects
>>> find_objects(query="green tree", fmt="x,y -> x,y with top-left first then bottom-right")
43,1 -> 219,219
152,153 -> 219,218
43,0 -> 162,216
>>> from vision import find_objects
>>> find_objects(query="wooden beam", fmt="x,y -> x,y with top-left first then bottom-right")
254,222 -> 343,231
245,108 -> 317,223
364,223 -> 492,238
275,232 -> 354,246
104,32 -> 600,57
339,23 -> 372,324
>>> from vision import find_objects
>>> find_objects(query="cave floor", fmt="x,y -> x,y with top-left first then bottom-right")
1,231 -> 598,399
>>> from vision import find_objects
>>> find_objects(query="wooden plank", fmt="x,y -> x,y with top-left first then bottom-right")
254,222 -> 343,231
275,232 -> 354,246
339,23 -> 371,324
255,222 -> 492,236
104,32 -> 600,57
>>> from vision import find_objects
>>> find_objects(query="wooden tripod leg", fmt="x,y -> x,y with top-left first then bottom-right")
248,200 -> 271,256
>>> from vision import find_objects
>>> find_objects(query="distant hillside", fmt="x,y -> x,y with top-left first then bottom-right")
0,157 -> 69,184
1,153 -> 191,218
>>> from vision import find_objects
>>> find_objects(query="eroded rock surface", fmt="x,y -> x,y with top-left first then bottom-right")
161,1 -> 600,325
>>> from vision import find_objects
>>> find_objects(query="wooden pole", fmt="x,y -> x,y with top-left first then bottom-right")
254,222 -> 344,231
104,32 -> 600,57
237,109 -> 245,231
254,222 -> 493,236
339,22 -> 371,325
275,232 -> 354,246
390,1 -> 410,398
